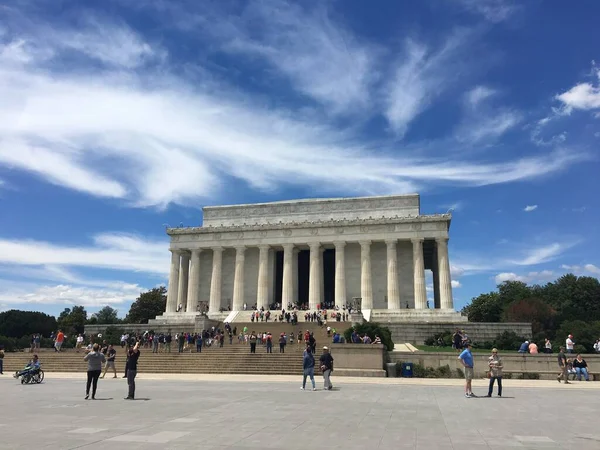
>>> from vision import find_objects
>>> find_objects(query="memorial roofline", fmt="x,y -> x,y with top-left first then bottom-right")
202,193 -> 420,210
167,213 -> 452,235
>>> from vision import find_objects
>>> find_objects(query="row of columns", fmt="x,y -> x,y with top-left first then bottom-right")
165,238 -> 454,314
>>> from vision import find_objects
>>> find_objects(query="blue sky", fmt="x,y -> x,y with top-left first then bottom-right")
0,0 -> 598,318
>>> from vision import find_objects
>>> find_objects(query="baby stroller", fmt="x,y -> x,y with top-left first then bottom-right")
15,365 -> 44,384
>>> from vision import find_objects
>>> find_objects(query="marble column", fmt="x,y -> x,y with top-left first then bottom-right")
166,249 -> 180,313
334,242 -> 346,309
292,248 -> 299,306
360,241 -> 373,310
386,240 -> 401,310
308,242 -> 321,310
186,249 -> 202,313
177,252 -> 190,311
209,247 -> 223,313
256,245 -> 270,310
412,238 -> 427,310
436,237 -> 454,310
320,248 -> 325,307
281,244 -> 294,308
232,246 -> 246,311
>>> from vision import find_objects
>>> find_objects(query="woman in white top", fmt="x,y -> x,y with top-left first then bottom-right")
544,338 -> 552,354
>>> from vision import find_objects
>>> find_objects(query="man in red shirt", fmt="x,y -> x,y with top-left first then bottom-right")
55,330 -> 65,352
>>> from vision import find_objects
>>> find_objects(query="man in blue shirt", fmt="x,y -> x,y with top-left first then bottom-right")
458,343 -> 475,398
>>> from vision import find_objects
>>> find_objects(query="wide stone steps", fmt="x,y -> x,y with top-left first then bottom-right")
1,346 -> 324,375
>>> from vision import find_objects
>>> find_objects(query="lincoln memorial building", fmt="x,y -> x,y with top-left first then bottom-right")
154,194 -> 466,324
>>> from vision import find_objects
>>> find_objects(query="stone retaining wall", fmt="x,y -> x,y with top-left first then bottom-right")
389,351 -> 600,379
385,322 -> 532,345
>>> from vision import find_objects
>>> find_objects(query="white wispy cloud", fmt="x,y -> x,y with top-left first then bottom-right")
561,264 -> 600,276
494,270 -> 555,285
456,0 -> 519,23
451,280 -> 462,288
0,233 -> 168,275
510,242 -> 573,266
556,74 -> 600,113
524,205 -> 538,212
456,85 -> 521,143
0,281 -> 145,307
0,5 -> 587,209
216,1 -> 376,114
385,33 -> 467,136
465,85 -> 496,107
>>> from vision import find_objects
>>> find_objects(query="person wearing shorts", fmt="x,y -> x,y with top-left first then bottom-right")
459,343 -> 475,398
101,344 -> 117,378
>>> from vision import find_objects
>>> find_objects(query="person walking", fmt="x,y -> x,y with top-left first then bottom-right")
100,344 -> 117,379
0,346 -> 4,374
458,343 -> 475,397
83,343 -> 105,400
54,329 -> 65,352
557,346 -> 570,384
486,348 -> 503,397
124,341 -> 140,400
319,346 -> 334,390
301,344 -> 316,391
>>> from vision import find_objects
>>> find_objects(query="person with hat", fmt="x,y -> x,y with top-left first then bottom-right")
319,346 -> 334,390
486,348 -> 503,397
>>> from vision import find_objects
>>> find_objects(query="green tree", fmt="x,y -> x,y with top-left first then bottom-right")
503,297 -> 556,336
125,287 -> 166,324
0,310 -> 57,338
461,292 -> 503,322
57,306 -> 87,335
91,306 -> 120,324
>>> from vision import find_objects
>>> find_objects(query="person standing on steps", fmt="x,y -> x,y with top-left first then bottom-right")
458,343 -> 475,398
83,343 -> 105,400
557,346 -> 570,384
266,332 -> 273,353
124,341 -> 140,400
486,348 -> 503,397
320,346 -> 334,390
249,331 -> 257,354
301,344 -> 316,391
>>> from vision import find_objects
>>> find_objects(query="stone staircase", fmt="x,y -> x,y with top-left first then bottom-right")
2,322 -> 348,376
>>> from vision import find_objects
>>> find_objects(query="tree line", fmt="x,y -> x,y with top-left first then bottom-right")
0,287 -> 166,340
462,274 -> 600,352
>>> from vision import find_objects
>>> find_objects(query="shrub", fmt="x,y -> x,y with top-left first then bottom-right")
343,322 -> 394,351
493,331 -> 526,351
409,363 -> 456,378
424,330 -> 453,347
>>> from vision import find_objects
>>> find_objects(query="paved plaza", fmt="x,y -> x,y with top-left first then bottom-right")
1,375 -> 600,450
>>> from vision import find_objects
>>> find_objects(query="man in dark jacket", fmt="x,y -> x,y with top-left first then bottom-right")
319,346 -> 334,390
301,344 -> 316,391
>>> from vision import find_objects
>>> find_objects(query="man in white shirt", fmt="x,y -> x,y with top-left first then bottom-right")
566,334 -> 574,354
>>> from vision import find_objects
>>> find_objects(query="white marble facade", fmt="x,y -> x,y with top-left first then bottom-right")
161,194 -> 456,319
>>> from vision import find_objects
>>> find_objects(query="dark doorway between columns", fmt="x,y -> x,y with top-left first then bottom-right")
323,249 -> 335,308
273,248 -> 336,309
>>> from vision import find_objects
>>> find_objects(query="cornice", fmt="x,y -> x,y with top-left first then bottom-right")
167,214 -> 452,236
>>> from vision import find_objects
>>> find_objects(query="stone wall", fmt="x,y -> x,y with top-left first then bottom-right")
385,322 -> 532,345
330,343 -> 386,377
389,351 -> 600,379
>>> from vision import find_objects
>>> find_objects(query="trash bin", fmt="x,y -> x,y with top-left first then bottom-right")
401,362 -> 413,378
386,363 -> 397,378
